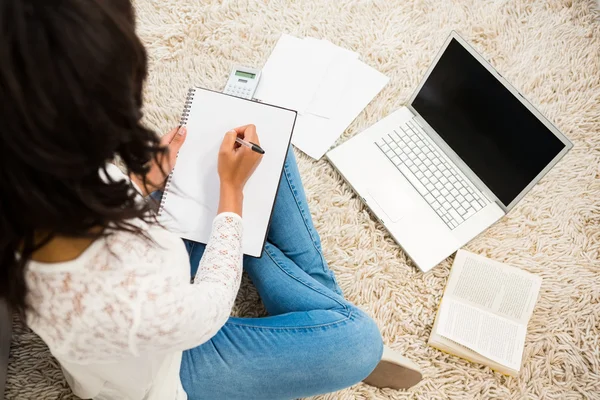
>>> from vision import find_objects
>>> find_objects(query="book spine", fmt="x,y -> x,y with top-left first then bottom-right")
157,87 -> 196,217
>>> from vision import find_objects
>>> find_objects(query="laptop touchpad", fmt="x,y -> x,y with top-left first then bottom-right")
367,184 -> 415,223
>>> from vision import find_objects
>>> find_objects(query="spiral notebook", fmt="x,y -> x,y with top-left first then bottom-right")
158,87 -> 297,257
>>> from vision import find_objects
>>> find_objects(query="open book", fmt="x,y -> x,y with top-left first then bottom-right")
158,88 -> 297,257
429,250 -> 542,376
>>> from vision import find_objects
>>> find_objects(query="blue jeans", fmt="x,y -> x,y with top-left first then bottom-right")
178,149 -> 383,400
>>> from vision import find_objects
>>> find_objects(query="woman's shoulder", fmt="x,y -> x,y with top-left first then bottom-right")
26,219 -> 188,280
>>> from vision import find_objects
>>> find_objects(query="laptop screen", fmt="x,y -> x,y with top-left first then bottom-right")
411,38 -> 566,207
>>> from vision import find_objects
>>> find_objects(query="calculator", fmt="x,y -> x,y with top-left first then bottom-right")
223,66 -> 261,100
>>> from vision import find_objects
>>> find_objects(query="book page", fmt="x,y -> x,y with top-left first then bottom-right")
437,298 -> 526,372
445,250 -> 542,325
159,88 -> 296,257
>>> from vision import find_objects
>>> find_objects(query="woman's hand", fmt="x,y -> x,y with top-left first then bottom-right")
217,124 -> 263,216
130,126 -> 187,196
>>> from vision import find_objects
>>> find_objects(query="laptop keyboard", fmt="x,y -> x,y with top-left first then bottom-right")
375,119 -> 489,230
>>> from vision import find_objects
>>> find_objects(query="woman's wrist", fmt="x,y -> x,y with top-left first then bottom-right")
218,182 -> 243,216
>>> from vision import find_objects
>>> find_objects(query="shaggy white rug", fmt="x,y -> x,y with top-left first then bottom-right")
6,0 -> 600,399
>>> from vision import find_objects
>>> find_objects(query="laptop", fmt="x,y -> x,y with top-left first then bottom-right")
326,32 -> 573,272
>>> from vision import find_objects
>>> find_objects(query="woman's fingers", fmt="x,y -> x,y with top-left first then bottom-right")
232,124 -> 252,136
233,124 -> 260,145
168,126 -> 186,153
161,126 -> 181,145
220,130 -> 238,153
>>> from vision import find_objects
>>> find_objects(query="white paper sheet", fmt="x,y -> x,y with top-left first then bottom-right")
159,88 -> 297,257
305,39 -> 359,118
253,34 -> 333,114
292,59 -> 389,160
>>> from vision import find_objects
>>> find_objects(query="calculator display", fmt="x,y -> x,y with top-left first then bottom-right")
235,71 -> 256,79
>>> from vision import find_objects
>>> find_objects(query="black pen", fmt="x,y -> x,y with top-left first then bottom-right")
236,137 -> 265,154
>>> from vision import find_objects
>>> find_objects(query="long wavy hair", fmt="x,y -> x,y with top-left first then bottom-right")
0,0 -> 165,317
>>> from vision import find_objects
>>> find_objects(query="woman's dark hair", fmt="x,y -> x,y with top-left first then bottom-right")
0,0 -> 164,317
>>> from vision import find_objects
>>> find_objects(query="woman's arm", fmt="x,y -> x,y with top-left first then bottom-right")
129,125 -> 262,354
129,212 -> 244,355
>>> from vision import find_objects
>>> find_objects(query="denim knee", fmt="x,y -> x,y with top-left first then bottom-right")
354,311 -> 384,378
333,309 -> 383,386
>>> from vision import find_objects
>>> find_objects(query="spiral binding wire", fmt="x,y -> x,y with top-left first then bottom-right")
158,87 -> 196,216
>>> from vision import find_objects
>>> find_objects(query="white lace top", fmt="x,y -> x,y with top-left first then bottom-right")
25,167 -> 244,400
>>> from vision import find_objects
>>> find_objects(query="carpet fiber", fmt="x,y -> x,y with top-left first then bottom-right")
6,0 -> 600,399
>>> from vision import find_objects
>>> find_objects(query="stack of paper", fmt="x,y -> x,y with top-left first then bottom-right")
253,34 -> 389,160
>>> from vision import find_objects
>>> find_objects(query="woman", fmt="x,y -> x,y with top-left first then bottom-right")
0,0 -> 422,399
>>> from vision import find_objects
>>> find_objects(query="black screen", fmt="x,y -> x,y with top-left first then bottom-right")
412,39 -> 565,206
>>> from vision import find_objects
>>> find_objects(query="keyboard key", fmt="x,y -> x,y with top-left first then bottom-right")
459,188 -> 468,196
442,201 -> 451,210
432,189 -> 441,197
424,170 -> 433,178
440,176 -> 449,184
465,193 -> 474,202
461,201 -> 471,210
424,159 -> 432,166
441,188 -> 450,196
397,163 -> 428,196
451,200 -> 460,209
432,200 -> 441,210
426,183 -> 435,191
464,208 -> 477,219
425,194 -> 435,203
451,188 -> 459,196
391,156 -> 400,165
448,209 -> 462,222
449,176 -> 457,183
416,171 -> 424,179
434,171 -> 443,179
443,169 -> 452,177
457,206 -> 466,215
419,164 -> 427,172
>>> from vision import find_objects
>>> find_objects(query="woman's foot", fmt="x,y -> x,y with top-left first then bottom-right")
362,346 -> 423,390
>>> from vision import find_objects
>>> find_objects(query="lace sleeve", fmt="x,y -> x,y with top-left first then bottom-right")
130,212 -> 243,354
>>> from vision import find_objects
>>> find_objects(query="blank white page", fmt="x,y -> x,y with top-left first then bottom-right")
159,88 -> 297,257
